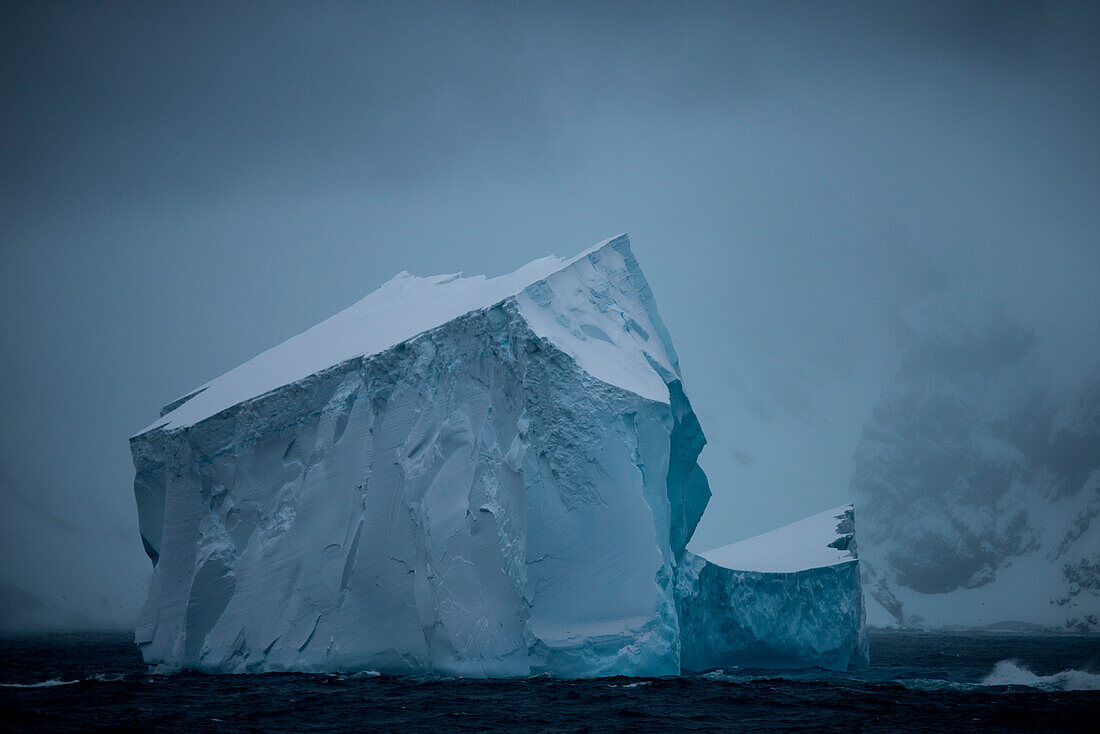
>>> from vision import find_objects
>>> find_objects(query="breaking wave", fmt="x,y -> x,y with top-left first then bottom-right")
699,661 -> 1100,693
1,673 -> 126,688
979,660 -> 1100,691
898,660 -> 1100,693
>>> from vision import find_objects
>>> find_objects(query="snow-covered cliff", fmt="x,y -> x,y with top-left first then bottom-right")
854,323 -> 1099,631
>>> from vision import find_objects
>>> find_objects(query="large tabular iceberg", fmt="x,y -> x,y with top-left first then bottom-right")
131,234 -> 867,676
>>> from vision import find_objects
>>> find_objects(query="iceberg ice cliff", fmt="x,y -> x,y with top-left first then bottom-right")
678,506 -> 869,671
131,234 -> 866,675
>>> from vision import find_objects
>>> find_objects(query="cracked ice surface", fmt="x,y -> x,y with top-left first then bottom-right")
132,235 -> 709,675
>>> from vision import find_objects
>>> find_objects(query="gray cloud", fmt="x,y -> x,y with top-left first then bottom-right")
1,0 -> 1097,628
0,459 -> 80,534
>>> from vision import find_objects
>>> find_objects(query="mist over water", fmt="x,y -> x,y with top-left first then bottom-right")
1,1 -> 1098,630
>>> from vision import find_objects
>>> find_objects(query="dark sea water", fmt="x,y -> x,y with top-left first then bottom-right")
1,631 -> 1097,733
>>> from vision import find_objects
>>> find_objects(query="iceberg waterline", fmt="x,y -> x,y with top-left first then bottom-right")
131,234 -> 867,675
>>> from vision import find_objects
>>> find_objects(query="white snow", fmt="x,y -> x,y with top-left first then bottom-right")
140,234 -> 673,434
701,505 -> 857,573
862,464 -> 1100,630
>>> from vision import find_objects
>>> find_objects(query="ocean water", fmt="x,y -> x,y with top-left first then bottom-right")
1,631 -> 1096,732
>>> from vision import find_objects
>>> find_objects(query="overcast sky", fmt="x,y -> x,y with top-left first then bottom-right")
2,0 -> 1097,628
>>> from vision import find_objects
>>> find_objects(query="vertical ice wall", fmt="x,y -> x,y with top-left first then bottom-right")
131,236 -> 712,676
677,506 -> 870,671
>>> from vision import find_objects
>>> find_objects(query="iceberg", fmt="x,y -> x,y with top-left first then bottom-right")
131,234 -> 866,676
678,505 -> 869,671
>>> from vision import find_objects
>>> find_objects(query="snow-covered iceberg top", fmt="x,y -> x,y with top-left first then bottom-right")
139,234 -> 679,434
701,505 -> 857,573
678,505 -> 868,671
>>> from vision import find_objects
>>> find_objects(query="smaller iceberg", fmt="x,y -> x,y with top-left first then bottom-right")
677,505 -> 869,671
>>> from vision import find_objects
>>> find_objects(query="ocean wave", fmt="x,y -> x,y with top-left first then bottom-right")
698,660 -> 1100,693
699,669 -> 829,685
1,673 -> 126,688
1,679 -> 81,688
341,671 -> 382,680
979,660 -> 1100,691
894,678 -> 979,692
897,660 -> 1100,693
